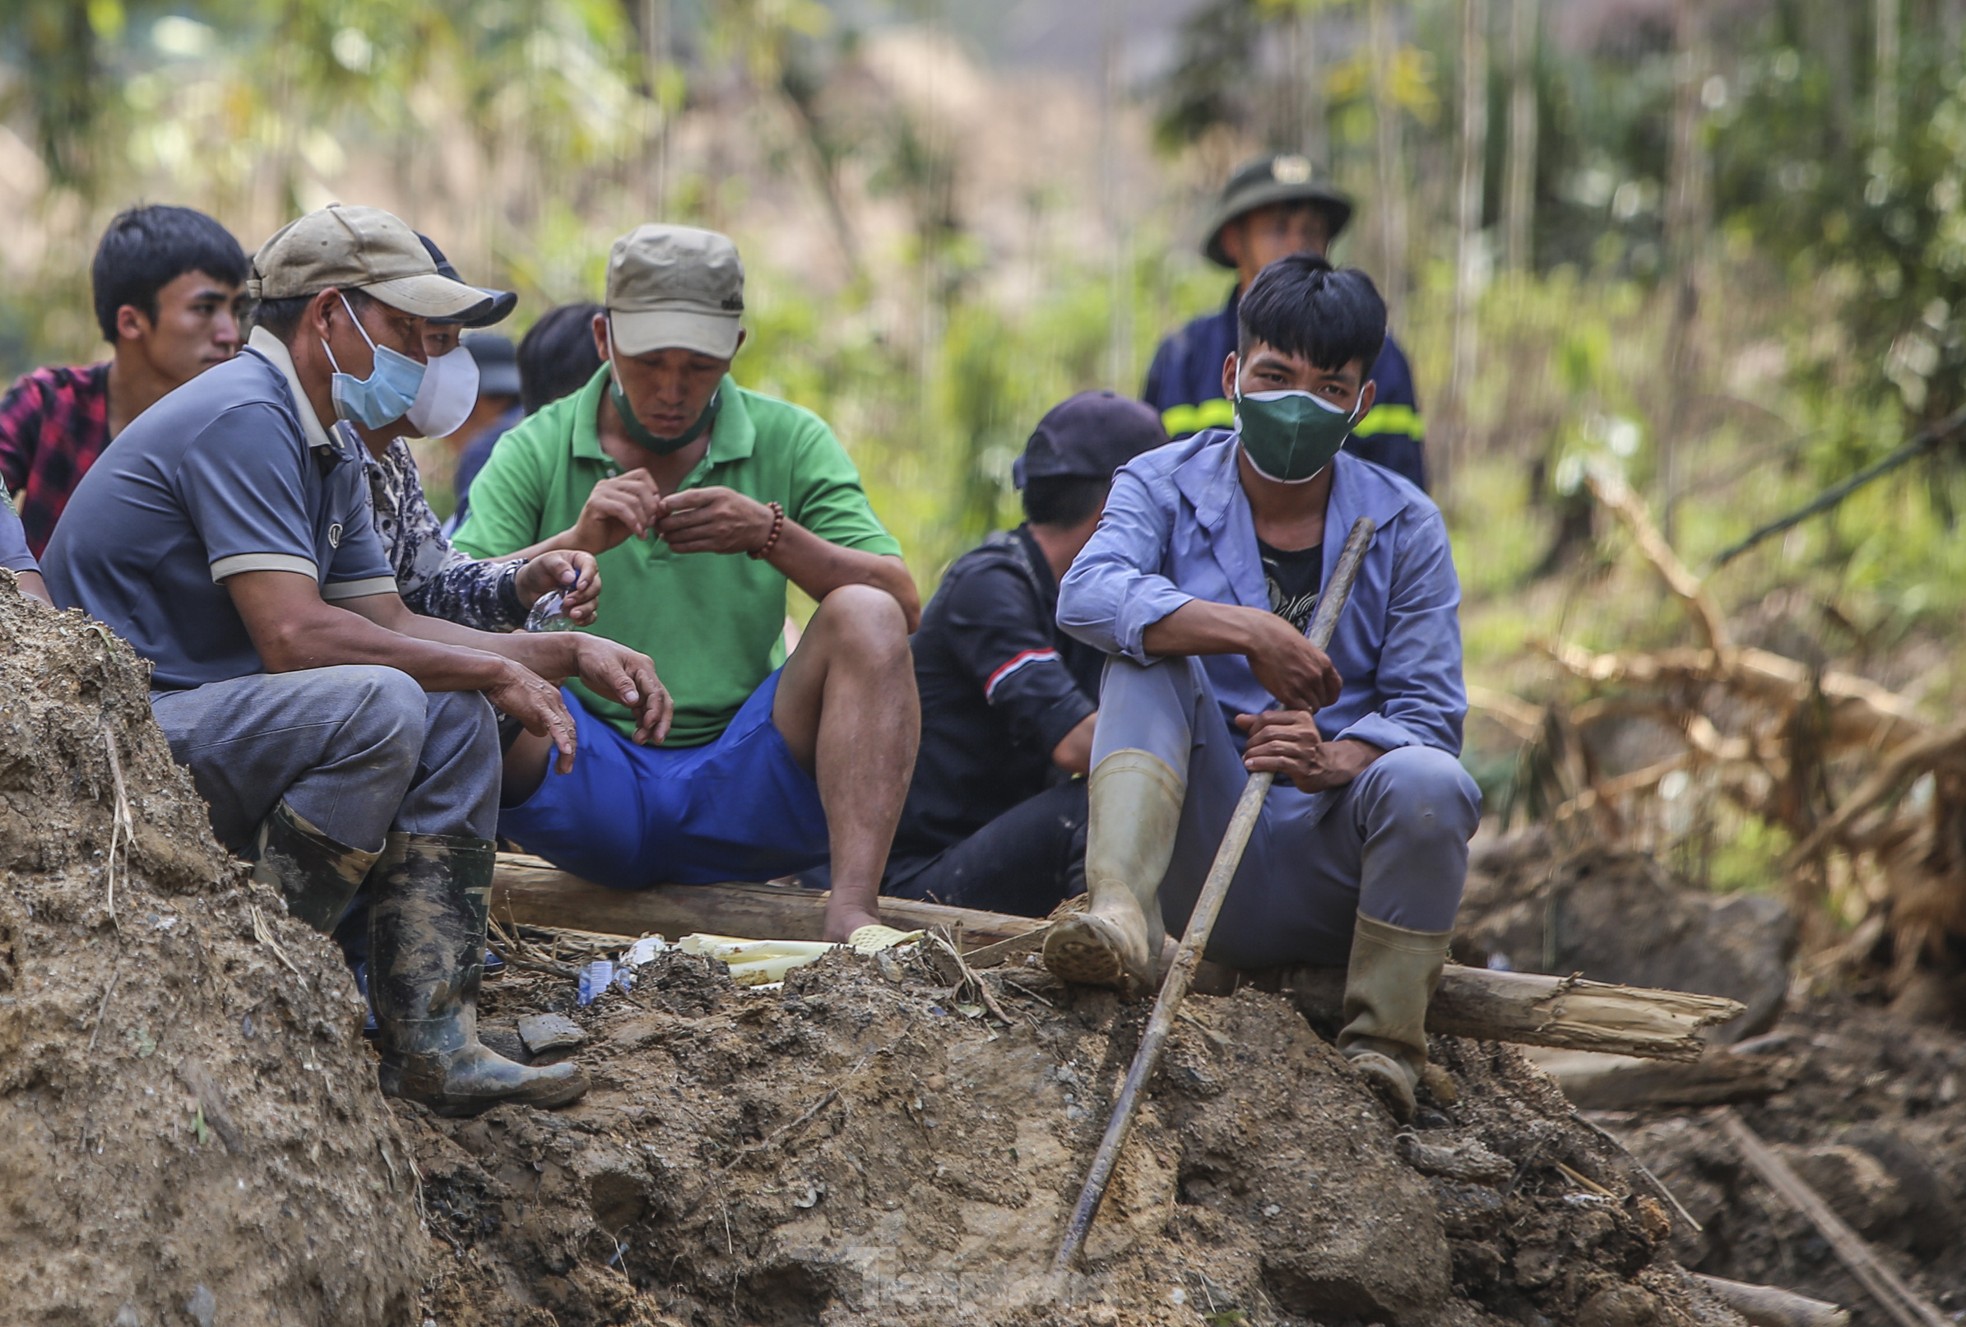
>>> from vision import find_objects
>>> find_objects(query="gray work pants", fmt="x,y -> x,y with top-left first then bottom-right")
150,665 -> 501,854
1094,654 -> 1480,969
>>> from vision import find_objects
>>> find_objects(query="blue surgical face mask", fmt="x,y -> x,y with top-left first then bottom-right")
322,293 -> 426,430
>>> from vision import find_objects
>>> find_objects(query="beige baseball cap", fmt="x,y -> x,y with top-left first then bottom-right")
605,224 -> 745,359
248,204 -> 493,321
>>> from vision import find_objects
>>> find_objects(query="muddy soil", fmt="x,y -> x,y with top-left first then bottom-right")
409,940 -> 1745,1327
1457,833 -> 1966,1325
3,584 -> 1759,1327
0,590 -> 421,1326
1604,996 -> 1966,1327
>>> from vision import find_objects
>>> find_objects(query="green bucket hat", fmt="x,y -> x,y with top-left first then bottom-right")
1201,153 -> 1355,268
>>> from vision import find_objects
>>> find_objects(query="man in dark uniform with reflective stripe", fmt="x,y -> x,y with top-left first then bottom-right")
1144,153 -> 1428,491
802,392 -> 1165,915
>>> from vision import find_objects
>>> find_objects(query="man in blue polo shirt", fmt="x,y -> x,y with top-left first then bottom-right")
1054,255 -> 1477,1120
1144,153 -> 1428,491
45,204 -> 664,1117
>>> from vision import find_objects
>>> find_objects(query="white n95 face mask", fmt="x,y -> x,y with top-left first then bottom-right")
405,344 -> 481,439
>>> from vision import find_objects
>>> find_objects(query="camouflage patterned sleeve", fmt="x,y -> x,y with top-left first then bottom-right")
371,439 -> 527,632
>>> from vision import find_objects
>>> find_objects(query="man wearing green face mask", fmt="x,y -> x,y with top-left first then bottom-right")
1051,253 -> 1479,1123
454,224 -> 923,947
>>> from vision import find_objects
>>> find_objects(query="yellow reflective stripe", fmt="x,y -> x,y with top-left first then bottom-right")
1161,398 -> 1237,437
1356,403 -> 1423,440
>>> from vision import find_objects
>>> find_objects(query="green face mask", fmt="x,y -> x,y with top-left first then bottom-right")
1234,385 -> 1359,484
608,354 -> 721,456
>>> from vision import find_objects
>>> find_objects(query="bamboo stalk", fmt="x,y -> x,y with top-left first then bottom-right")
1053,518 -> 1377,1272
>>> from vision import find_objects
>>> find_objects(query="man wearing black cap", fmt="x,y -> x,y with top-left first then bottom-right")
1144,153 -> 1428,492
808,392 -> 1166,915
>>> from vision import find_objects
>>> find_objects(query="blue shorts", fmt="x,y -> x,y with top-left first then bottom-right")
498,671 -> 830,888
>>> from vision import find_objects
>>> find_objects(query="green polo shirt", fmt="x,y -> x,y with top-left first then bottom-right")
454,367 -> 902,747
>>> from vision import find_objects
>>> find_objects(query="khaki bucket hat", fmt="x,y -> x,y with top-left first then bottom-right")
605,224 -> 745,359
248,204 -> 493,321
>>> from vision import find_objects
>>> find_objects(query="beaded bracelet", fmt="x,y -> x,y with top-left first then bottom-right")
749,500 -> 786,560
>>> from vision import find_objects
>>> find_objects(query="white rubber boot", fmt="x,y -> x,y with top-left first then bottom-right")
1043,750 -> 1184,998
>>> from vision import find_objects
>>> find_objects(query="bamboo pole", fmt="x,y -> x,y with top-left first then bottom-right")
1052,519 -> 1377,1272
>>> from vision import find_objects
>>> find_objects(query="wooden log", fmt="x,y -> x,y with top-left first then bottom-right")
1718,1109 -> 1948,1327
494,854 -> 1744,1061
1281,966 -> 1741,1062
1690,1274 -> 1849,1327
490,855 -> 1039,947
1531,1046 -> 1794,1109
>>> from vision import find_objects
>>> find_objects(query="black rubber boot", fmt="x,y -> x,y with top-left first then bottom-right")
369,831 -> 588,1116
249,802 -> 381,934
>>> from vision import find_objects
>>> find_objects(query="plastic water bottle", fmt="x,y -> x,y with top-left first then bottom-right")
578,958 -> 616,1006
526,590 -> 576,633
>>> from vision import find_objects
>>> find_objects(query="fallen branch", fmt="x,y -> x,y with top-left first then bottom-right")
1542,641 -> 1925,752
1533,1046 -> 1792,1110
1709,405 -> 1966,570
491,855 -> 1037,947
1785,719 -> 1966,866
1718,1109 -> 1948,1327
1586,466 -> 1729,651
1280,965 -> 1742,1061
496,856 -> 1744,1060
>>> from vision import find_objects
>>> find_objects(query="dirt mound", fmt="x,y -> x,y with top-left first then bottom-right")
0,591 -> 422,1326
1458,836 -> 1798,1042
1603,996 -> 1966,1326
409,938 -> 1746,1327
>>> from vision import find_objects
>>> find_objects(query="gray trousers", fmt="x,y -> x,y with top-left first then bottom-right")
150,665 -> 501,855
1094,654 -> 1481,970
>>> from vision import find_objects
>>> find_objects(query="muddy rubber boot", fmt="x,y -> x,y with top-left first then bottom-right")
369,832 -> 588,1116
1043,750 -> 1184,998
1336,911 -> 1451,1122
248,802 -> 381,934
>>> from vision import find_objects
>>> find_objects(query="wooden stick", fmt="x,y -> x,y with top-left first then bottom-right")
1586,465 -> 1730,652
1708,404 -> 1966,570
1718,1109 -> 1948,1327
1053,517 -> 1378,1273
1690,1273 -> 1850,1327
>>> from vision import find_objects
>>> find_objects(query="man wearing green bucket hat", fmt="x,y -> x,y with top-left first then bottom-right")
1144,153 -> 1428,492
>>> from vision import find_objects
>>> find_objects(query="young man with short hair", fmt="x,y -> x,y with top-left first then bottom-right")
455,224 -> 920,945
833,392 -> 1165,915
46,204 -> 665,1117
1054,254 -> 1478,1120
0,204 -> 249,554
1144,154 -> 1428,490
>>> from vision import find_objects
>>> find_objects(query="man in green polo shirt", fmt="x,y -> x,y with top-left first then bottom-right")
454,224 -> 921,944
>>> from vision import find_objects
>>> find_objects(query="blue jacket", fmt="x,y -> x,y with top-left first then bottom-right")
1058,431 -> 1466,763
1143,286 -> 1428,491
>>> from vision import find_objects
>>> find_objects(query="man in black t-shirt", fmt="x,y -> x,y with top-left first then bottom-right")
805,393 -> 1165,914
